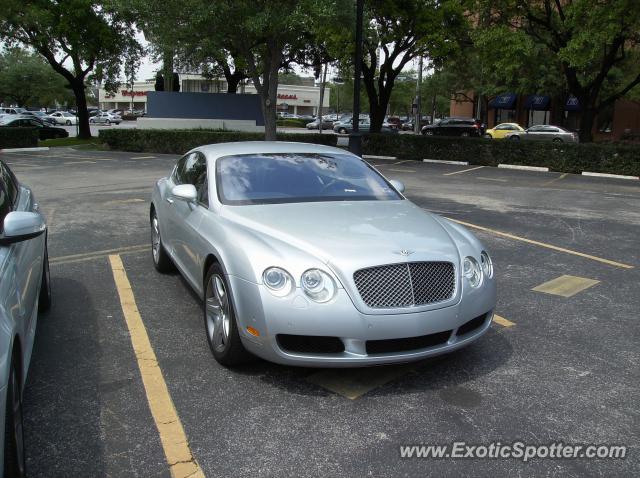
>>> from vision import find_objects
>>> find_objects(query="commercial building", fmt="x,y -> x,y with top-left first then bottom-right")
98,73 -> 329,116
450,92 -> 640,141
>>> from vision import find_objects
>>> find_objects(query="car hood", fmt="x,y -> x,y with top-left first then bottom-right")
220,200 -> 462,273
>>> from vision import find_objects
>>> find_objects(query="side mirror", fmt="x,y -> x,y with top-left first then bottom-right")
172,184 -> 197,202
0,212 -> 46,245
389,179 -> 405,193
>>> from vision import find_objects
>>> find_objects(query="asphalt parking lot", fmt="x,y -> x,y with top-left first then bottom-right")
2,147 -> 638,477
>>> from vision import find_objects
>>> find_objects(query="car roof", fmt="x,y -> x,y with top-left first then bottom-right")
194,141 -> 359,160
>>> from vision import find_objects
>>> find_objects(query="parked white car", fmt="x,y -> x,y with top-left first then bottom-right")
89,112 -> 122,125
48,111 -> 78,126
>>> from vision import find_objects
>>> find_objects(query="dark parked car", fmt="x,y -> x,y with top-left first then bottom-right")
421,118 -> 482,137
0,117 -> 69,140
505,124 -> 578,143
23,111 -> 58,126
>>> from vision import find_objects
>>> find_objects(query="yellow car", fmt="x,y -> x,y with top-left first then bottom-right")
484,123 -> 524,139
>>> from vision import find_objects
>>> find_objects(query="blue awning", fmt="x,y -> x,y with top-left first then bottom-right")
489,93 -> 517,109
565,96 -> 580,111
525,95 -> 550,110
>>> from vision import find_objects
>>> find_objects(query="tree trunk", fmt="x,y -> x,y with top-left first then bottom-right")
162,50 -> 174,93
369,102 -> 386,133
226,75 -> 240,94
578,108 -> 595,143
72,81 -> 91,139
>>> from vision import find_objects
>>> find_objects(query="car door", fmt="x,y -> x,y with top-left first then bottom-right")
0,165 -> 41,347
433,119 -> 447,135
162,152 -> 207,286
494,124 -> 509,139
526,125 -> 545,140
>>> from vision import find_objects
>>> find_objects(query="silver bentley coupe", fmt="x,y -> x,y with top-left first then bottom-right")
150,142 -> 496,367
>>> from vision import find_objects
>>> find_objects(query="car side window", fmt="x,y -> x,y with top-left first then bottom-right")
0,182 -> 10,234
172,153 -> 209,207
172,153 -> 192,184
0,161 -> 19,206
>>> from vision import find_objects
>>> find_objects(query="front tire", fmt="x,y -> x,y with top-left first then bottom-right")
38,243 -> 51,312
65,120 -> 71,125
3,357 -> 26,478
339,128 -> 347,134
150,209 -> 174,273
552,137 -> 563,143
204,264 -> 251,366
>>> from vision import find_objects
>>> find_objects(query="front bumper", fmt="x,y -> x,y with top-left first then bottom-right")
228,275 -> 497,367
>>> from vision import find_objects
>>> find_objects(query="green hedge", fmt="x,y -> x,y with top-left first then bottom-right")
362,134 -> 640,176
0,127 -> 39,149
99,129 -> 337,154
276,118 -> 309,128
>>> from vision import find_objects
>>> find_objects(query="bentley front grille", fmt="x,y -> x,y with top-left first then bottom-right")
353,262 -> 455,308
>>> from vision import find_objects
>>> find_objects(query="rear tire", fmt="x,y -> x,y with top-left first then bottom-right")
552,138 -> 563,143
204,263 -> 251,366
339,128 -> 347,134
461,132 -> 470,137
509,135 -> 520,141
38,243 -> 51,312
150,209 -> 174,273
484,134 -> 492,139
3,357 -> 26,478
65,120 -> 71,126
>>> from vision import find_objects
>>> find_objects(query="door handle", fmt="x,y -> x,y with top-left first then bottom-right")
166,197 -> 174,204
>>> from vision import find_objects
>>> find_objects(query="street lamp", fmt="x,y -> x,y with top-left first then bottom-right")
349,0 -> 364,157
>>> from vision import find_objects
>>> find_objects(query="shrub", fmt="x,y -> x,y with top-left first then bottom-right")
362,134 -> 640,176
0,127 -> 39,149
99,129 -> 337,154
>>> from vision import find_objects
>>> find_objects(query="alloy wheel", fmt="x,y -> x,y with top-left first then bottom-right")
151,216 -> 160,263
205,275 -> 231,352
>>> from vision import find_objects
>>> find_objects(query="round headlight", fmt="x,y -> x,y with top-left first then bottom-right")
301,269 -> 336,302
463,256 -> 483,288
480,251 -> 493,279
262,267 -> 294,297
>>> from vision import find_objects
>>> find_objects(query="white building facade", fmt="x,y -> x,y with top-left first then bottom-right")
98,74 -> 329,116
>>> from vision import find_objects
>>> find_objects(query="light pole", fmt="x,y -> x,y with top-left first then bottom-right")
414,56 -> 423,135
349,0 -> 364,156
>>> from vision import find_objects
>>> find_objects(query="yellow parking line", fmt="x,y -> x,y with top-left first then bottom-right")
443,166 -> 484,176
392,159 -> 415,165
109,255 -> 204,478
493,314 -> 515,327
131,156 -> 157,160
387,168 -> 417,173
447,218 -> 634,270
542,172 -> 568,186
532,275 -> 600,297
50,244 -> 148,265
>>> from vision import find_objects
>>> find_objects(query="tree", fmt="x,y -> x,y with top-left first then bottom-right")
0,47 -> 74,107
468,0 -> 640,142
328,1 -> 467,132
0,1 -> 141,138
154,72 -> 165,91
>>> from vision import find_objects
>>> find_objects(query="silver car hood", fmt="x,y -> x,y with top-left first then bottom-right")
220,199 -> 462,275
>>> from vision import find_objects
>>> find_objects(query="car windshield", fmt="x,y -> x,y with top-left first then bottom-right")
216,152 -> 403,205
